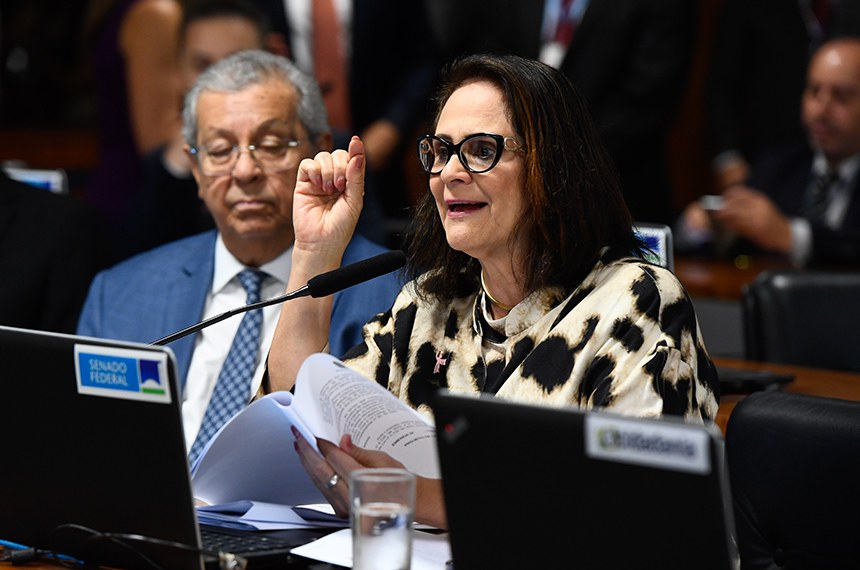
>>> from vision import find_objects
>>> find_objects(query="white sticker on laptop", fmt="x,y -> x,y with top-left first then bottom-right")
75,344 -> 171,404
585,414 -> 710,474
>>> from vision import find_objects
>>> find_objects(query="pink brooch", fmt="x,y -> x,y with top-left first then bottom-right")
434,350 -> 448,374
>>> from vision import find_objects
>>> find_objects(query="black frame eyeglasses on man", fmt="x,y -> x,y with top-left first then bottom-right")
416,133 -> 522,175
189,138 -> 304,177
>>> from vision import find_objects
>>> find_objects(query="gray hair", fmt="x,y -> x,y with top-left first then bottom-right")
182,49 -> 329,147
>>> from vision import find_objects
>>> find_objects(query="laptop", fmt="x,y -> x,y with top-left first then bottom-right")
4,165 -> 69,194
0,325 -> 325,569
433,392 -> 738,570
634,222 -> 674,271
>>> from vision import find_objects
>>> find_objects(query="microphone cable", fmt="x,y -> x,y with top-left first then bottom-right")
47,524 -> 247,570
0,537 -> 83,567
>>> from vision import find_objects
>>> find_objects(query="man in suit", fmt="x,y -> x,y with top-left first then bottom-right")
435,0 -> 696,225
705,0 -> 860,191
682,38 -> 860,267
0,171 -> 112,333
77,51 -> 400,454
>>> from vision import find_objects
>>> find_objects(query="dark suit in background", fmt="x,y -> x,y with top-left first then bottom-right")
706,0 -> 860,178
438,0 -> 696,225
0,172 -> 113,333
747,143 -> 860,267
258,0 -> 441,225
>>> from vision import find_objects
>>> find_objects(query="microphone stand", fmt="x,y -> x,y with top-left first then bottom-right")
150,286 -> 310,346
149,249 -> 406,347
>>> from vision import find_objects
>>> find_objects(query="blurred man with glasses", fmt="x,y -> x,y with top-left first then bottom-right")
77,50 -> 399,455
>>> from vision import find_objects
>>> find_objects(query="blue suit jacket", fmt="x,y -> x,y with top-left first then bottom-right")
77,231 -> 401,390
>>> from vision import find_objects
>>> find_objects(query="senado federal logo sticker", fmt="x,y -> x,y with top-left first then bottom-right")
74,344 -> 171,404
585,413 -> 710,474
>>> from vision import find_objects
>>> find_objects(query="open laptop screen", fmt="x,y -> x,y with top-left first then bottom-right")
0,326 -> 203,569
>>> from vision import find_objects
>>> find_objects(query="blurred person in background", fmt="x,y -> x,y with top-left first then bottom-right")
123,0 -> 272,256
82,0 -> 183,233
705,0 -> 860,192
255,0 -> 440,244
431,0 -> 696,226
680,37 -> 860,268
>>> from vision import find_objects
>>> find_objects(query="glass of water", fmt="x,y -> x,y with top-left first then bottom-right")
350,468 -> 416,570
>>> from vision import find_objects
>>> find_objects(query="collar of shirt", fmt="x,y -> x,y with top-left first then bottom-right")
212,235 -> 292,296
812,151 -> 860,226
183,236 -> 293,450
812,151 -> 860,186
792,151 -> 860,265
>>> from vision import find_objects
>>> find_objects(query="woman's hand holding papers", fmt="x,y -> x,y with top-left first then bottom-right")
292,430 -> 448,530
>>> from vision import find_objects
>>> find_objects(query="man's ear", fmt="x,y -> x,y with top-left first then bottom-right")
185,145 -> 205,196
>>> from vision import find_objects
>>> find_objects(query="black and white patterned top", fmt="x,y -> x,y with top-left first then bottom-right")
343,250 -> 719,424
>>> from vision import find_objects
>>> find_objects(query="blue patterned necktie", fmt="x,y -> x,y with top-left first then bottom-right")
189,269 -> 265,463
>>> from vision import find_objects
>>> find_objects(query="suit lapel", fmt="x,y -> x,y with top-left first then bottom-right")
162,233 -> 216,390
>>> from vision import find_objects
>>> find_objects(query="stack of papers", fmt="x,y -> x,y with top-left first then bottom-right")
196,500 -> 349,531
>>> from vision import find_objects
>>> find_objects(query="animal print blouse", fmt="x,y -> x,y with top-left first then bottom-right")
342,251 -> 719,424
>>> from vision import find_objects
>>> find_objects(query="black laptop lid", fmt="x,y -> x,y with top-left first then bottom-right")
0,326 -> 203,569
433,392 -> 737,570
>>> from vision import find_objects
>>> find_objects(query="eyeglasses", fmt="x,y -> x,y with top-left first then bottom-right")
189,138 -> 304,176
416,133 -> 522,175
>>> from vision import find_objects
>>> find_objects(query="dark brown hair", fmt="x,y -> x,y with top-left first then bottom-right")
403,53 -> 640,302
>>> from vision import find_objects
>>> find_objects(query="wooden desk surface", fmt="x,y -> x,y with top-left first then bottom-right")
714,357 -> 860,432
675,255 -> 792,300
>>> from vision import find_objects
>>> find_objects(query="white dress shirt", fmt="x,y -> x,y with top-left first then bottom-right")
282,0 -> 353,75
182,236 -> 292,449
538,0 -> 591,68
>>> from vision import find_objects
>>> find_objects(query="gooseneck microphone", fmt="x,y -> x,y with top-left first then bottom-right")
151,250 -> 406,346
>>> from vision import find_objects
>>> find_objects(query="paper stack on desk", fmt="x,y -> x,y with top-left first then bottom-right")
196,500 -> 349,531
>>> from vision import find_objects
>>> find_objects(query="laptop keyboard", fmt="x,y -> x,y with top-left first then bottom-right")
200,525 -> 338,568
200,527 -> 296,555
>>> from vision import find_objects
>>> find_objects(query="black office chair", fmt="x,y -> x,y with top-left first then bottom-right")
742,269 -> 860,372
725,391 -> 860,569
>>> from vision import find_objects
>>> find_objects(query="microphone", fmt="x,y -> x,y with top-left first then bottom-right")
151,250 -> 406,346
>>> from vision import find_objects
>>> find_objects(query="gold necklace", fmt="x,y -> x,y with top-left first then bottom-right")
480,270 -> 515,312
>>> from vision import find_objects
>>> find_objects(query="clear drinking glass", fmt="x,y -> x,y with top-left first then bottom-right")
350,468 -> 416,570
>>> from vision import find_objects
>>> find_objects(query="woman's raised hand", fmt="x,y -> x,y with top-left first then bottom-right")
293,136 -> 365,255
